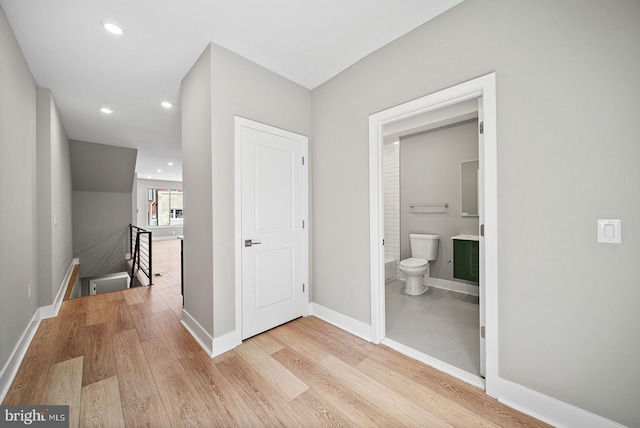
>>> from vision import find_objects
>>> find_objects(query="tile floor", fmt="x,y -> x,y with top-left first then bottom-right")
385,279 -> 481,376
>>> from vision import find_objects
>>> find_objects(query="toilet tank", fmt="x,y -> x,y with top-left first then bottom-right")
409,234 -> 440,261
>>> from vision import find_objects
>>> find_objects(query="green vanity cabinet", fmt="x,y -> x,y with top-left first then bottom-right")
453,238 -> 479,282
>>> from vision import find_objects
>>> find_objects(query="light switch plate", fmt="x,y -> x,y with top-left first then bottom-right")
597,219 -> 621,244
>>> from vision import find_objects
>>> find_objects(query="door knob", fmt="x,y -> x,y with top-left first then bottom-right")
244,239 -> 262,247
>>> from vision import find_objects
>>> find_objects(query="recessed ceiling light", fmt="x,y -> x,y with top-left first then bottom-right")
147,176 -> 152,179
100,107 -> 114,114
168,162 -> 174,166
393,140 -> 399,145
157,169 -> 162,173
161,101 -> 172,108
101,19 -> 124,35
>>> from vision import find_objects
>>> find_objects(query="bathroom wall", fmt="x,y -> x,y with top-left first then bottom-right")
383,142 -> 400,275
400,120 -> 479,282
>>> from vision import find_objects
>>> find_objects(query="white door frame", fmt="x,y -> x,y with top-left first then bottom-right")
234,116 -> 310,345
368,73 -> 498,397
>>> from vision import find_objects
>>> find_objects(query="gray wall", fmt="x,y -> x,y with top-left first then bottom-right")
69,140 -> 136,279
0,4 -> 38,372
181,45 -> 215,340
181,43 -> 311,339
69,139 -> 137,193
310,0 -> 640,426
72,191 -> 130,278
136,178 -> 183,238
36,88 -> 74,307
400,121 -> 479,282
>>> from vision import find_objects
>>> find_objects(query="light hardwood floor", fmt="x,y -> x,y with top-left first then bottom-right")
4,240 -> 549,427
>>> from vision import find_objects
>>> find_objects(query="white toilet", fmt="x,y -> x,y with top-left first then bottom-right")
399,234 -> 440,295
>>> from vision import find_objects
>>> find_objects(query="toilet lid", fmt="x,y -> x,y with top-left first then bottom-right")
400,258 -> 427,267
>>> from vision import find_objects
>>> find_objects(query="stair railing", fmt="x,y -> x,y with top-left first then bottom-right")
129,224 -> 153,285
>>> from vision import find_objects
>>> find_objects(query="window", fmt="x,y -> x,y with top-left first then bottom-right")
147,188 -> 183,227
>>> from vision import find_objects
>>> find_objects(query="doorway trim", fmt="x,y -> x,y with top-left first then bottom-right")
368,73 -> 498,397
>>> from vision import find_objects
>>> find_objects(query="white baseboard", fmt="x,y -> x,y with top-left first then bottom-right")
309,303 -> 372,342
498,378 -> 626,428
395,276 -> 479,296
427,277 -> 479,297
180,310 -> 214,356
212,330 -> 241,357
181,311 -> 240,358
40,258 -> 79,319
0,309 -> 41,402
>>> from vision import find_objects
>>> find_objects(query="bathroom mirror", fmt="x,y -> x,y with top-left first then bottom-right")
460,160 -> 479,217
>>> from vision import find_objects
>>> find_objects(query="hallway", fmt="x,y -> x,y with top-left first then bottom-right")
3,239 -> 547,427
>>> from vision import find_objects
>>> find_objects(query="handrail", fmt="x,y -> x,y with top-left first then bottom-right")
129,224 -> 153,285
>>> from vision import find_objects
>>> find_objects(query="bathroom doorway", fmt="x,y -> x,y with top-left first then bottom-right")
368,73 -> 498,396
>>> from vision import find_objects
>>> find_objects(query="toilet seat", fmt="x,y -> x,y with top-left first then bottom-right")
400,257 -> 427,268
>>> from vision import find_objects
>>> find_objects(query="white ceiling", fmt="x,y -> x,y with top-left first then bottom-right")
1,0 -> 462,182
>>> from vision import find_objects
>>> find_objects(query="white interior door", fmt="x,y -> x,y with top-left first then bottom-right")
239,119 -> 308,339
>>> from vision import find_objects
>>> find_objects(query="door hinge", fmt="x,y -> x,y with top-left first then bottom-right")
302,220 -> 305,229
382,239 -> 385,245
480,224 -> 485,237
302,283 -> 305,292
302,156 -> 305,165
479,121 -> 484,134
480,326 -> 485,339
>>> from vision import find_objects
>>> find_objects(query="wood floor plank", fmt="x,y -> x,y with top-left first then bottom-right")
127,302 -> 164,341
320,353 -> 453,427
23,317 -> 61,360
121,287 -> 144,306
85,294 -> 110,326
269,322 -> 331,364
216,355 -> 288,427
121,397 -> 172,428
248,330 -> 285,354
41,356 -> 83,428
79,376 -> 125,428
106,299 -> 136,336
51,312 -> 86,364
291,388 -> 355,428
112,329 -> 162,403
138,286 -> 171,313
58,297 -> 88,318
178,350 -> 252,427
288,316 -> 368,366
364,342 -> 434,380
112,329 -> 171,427
3,318 -> 64,405
357,356 -> 500,427
272,346 -> 400,427
413,368 -> 551,428
142,335 -> 219,427
235,339 -> 309,402
153,309 -> 189,338
212,349 -> 237,364
2,356 -> 50,405
82,322 -> 117,386
153,309 -> 201,358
